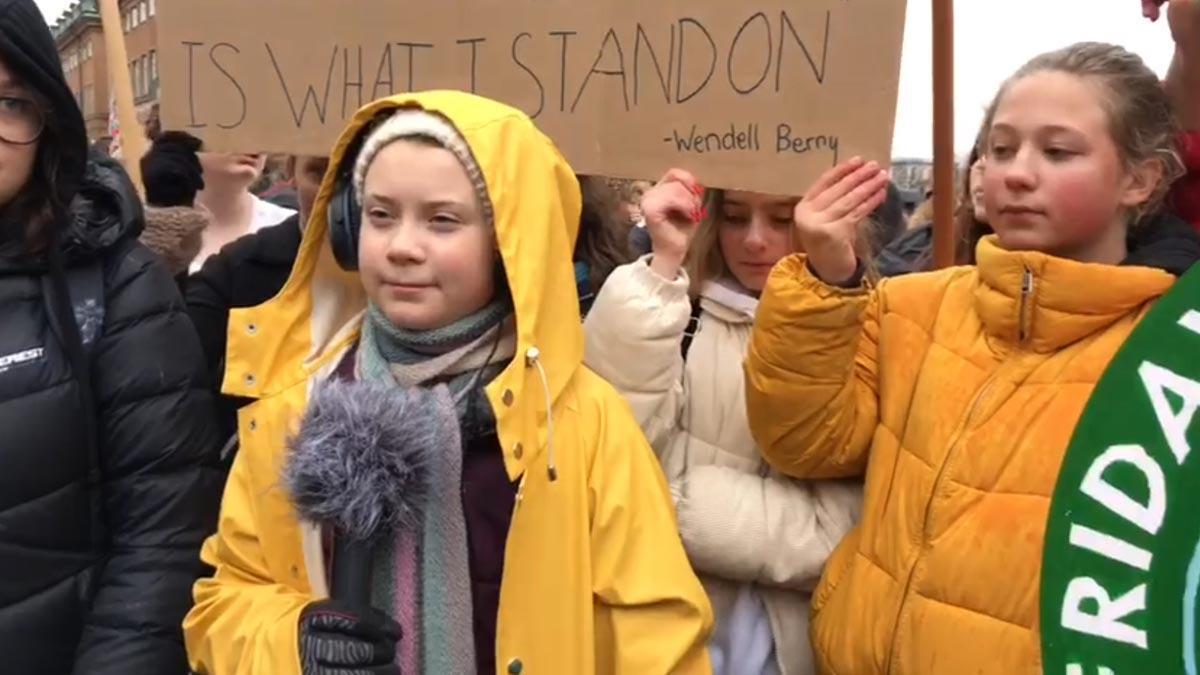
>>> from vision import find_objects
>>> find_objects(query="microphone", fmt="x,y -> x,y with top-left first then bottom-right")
284,379 -> 436,604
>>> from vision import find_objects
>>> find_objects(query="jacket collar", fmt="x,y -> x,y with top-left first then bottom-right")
972,234 -> 1181,353
699,277 -> 758,325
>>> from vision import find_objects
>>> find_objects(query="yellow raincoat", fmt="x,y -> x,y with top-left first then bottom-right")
183,91 -> 713,675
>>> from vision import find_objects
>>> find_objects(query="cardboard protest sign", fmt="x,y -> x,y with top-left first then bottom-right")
156,0 -> 907,195
1042,267 -> 1200,674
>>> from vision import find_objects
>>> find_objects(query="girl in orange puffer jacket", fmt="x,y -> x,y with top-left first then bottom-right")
744,41 -> 1200,675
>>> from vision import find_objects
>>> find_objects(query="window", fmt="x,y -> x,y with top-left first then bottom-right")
141,55 -> 149,96
148,0 -> 155,16
149,50 -> 157,85
81,85 -> 94,116
140,1 -> 148,21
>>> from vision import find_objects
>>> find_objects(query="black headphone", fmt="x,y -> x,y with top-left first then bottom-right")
327,164 -> 361,271
327,113 -> 394,271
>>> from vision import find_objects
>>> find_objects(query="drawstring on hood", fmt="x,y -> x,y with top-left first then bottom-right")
524,347 -> 557,482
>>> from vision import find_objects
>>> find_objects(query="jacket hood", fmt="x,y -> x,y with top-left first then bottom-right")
224,91 -> 583,481
61,152 -> 144,258
698,277 -> 758,325
0,0 -> 89,209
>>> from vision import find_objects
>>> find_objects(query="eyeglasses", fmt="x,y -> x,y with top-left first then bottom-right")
0,96 -> 45,145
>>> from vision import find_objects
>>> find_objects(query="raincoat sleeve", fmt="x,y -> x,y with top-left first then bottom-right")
74,244 -> 224,675
589,396 -> 714,674
744,254 -> 881,479
183,441 -> 309,675
583,256 -> 692,452
675,468 -> 861,591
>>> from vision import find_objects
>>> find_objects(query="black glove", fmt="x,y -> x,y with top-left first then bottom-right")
299,600 -> 402,675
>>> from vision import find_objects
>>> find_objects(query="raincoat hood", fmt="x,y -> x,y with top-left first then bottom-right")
224,91 -> 584,481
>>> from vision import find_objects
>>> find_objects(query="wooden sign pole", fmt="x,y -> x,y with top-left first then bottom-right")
932,0 -> 956,268
97,0 -> 146,192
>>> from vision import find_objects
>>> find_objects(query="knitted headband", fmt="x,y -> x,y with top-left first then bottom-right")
352,109 -> 494,229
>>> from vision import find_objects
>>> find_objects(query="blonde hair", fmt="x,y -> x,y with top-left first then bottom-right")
982,42 -> 1184,225
685,189 -> 881,296
910,196 -> 936,230
684,190 -> 733,297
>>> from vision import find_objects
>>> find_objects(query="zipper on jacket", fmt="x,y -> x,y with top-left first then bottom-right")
1018,269 -> 1035,344
883,370 -> 1001,675
883,270 -> 1035,672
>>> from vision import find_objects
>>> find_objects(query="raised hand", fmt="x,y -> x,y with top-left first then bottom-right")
1168,0 -> 1200,50
793,158 -> 889,286
641,168 -> 706,281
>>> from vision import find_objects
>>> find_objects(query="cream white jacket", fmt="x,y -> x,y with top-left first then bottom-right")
584,257 -> 862,675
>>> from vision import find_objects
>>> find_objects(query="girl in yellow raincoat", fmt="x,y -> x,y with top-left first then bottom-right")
183,91 -> 712,675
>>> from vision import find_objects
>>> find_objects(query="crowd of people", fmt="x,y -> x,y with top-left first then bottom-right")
1,0 -> 1199,673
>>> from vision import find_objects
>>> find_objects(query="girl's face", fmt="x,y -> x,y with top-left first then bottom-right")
0,58 -> 39,210
983,70 -> 1158,263
717,190 -> 797,292
358,140 -> 496,331
968,158 -> 987,223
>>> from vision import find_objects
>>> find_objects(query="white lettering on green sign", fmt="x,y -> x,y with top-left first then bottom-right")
1062,578 -> 1148,649
1068,524 -> 1152,572
1081,444 -> 1166,535
1065,666 -> 1115,675
1044,284 -> 1200,675
1139,360 -> 1200,465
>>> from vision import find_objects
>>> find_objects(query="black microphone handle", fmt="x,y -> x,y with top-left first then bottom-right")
331,535 -> 373,606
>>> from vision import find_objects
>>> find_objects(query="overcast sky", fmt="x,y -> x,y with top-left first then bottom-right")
35,0 -> 1175,160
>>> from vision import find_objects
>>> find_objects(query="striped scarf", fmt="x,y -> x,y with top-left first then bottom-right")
357,297 -> 514,674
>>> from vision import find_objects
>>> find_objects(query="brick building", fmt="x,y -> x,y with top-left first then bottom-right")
52,0 -> 159,146
52,1 -> 107,142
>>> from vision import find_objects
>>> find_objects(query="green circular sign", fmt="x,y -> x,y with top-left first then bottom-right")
1042,266 -> 1200,674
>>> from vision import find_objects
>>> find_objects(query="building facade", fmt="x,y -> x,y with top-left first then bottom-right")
52,0 -> 159,146
52,0 -> 108,143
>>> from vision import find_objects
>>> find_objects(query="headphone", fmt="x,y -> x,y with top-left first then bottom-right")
327,113 -> 393,271
327,164 -> 361,271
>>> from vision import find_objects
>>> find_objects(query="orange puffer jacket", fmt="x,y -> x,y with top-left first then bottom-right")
744,231 -> 1197,675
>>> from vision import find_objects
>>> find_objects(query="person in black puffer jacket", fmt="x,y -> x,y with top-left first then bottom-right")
0,1 -> 223,673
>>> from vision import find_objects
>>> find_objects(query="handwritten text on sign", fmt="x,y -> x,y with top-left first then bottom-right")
158,0 -> 907,194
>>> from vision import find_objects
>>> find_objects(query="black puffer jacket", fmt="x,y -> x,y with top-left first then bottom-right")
0,2 -> 221,671
0,154 -> 224,674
